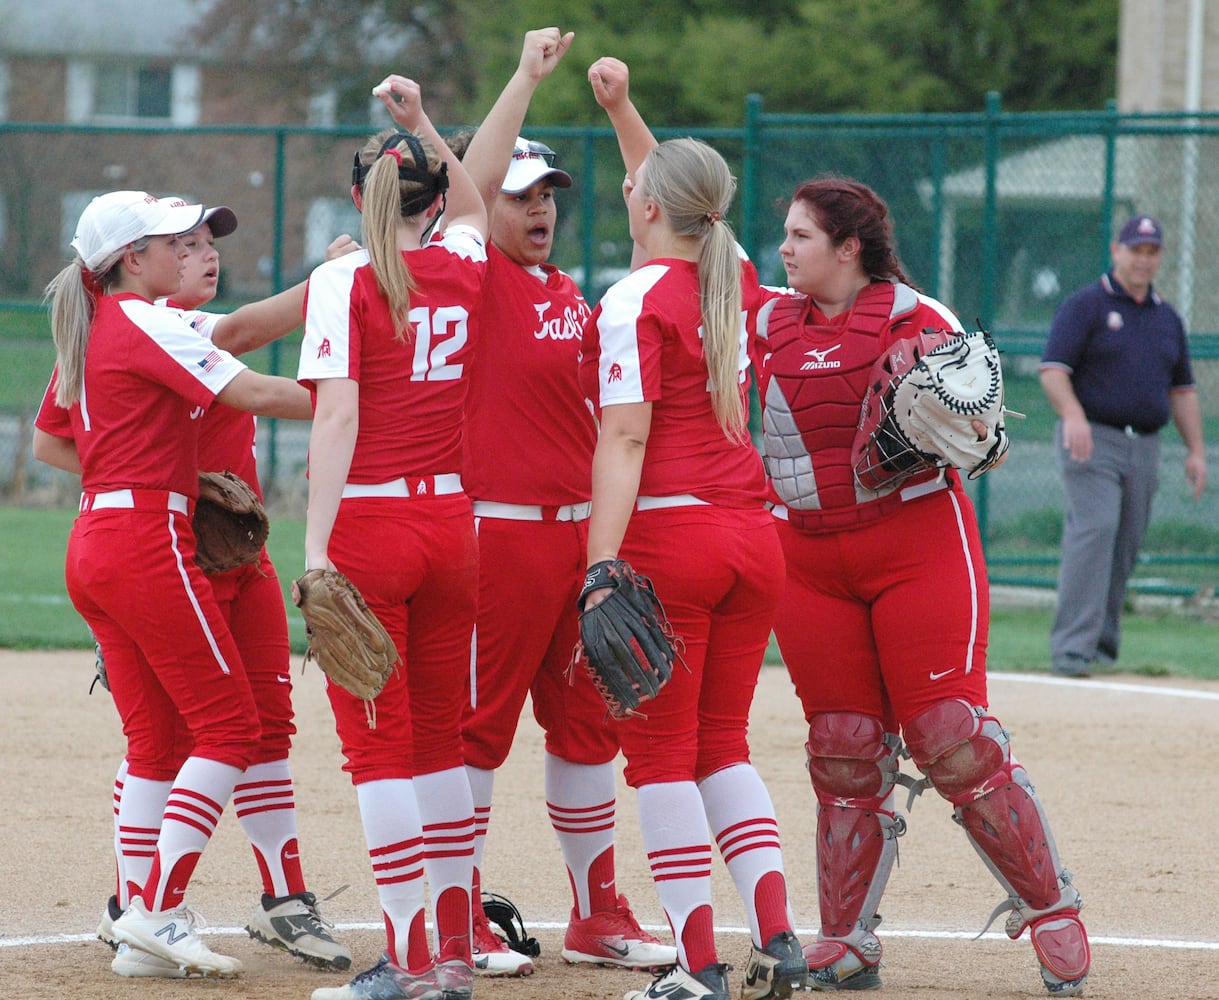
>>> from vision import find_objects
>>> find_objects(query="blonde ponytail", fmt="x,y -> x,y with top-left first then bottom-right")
353,128 -> 448,340
44,247 -> 132,407
642,138 -> 745,439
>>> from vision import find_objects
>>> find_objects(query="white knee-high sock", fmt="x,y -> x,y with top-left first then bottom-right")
637,781 -> 717,972
140,756 -> 240,913
414,767 -> 475,963
115,765 -> 171,908
465,763 -> 495,900
699,763 -> 793,946
233,758 -> 305,898
545,752 -> 617,918
111,759 -> 126,899
356,778 -> 430,972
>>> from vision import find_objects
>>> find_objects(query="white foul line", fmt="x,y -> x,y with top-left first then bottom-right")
990,669 -> 1219,701
6,921 -> 1218,952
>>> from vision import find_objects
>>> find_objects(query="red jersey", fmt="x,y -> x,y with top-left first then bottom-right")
34,370 -> 70,437
580,253 -> 767,507
752,282 -> 963,519
298,225 -> 487,480
36,293 -> 247,496
169,306 -> 262,496
462,243 -> 595,504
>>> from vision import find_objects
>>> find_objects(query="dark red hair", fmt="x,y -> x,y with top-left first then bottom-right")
789,175 -> 910,285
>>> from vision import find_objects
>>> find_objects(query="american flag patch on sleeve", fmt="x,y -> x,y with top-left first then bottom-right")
198,350 -> 224,372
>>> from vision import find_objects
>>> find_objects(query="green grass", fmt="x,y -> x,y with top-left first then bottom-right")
0,305 -> 55,414
0,504 -> 309,650
979,604 -> 1217,677
5,504 -> 1217,681
0,303 -> 296,414
762,605 -> 1217,681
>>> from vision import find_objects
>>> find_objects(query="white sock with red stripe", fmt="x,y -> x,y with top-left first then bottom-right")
637,781 -> 716,971
139,756 -> 240,913
111,759 -> 126,899
233,758 -> 306,897
545,753 -> 617,918
699,763 -> 793,945
466,764 -> 494,885
356,778 -> 430,972
115,766 -> 171,909
414,767 -> 475,963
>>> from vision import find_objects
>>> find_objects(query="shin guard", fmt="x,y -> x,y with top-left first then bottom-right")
903,699 -> 1090,995
805,712 -> 906,968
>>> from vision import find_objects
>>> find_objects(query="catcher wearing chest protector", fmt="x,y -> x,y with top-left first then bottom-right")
852,327 -> 1013,491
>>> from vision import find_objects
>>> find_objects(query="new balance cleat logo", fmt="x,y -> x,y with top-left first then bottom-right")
155,921 -> 190,946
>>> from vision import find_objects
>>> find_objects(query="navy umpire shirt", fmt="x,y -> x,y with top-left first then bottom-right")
1042,271 -> 1195,434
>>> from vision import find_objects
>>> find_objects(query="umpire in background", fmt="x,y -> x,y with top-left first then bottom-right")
1040,213 -> 1207,678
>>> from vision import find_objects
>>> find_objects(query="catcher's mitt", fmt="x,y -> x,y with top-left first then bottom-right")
291,569 -> 399,726
194,470 -> 269,574
569,559 -> 681,720
853,329 -> 1012,491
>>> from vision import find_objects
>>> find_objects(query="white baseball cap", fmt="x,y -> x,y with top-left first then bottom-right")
501,137 -> 572,195
161,196 -> 239,240
71,191 -> 207,271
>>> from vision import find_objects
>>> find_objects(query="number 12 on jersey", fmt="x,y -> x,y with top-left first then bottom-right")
409,304 -> 469,381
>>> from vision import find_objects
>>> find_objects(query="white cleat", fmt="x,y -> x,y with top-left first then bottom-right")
247,891 -> 352,970
562,895 -> 678,971
111,943 -> 192,978
472,908 -> 534,977
110,897 -> 242,978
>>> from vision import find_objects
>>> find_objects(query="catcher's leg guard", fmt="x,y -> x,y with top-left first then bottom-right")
903,699 -> 1090,996
803,712 -> 906,989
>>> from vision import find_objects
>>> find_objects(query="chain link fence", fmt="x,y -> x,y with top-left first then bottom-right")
3,98 -> 1217,591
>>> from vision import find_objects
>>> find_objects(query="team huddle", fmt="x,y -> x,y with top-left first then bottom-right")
33,27 -> 1090,1000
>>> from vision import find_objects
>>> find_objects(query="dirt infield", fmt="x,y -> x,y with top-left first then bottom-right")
2,649 -> 1217,999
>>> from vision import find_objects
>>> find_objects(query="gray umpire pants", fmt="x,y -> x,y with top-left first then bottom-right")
1050,421 -> 1160,665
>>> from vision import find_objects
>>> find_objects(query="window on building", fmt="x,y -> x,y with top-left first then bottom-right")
305,197 -> 362,268
61,191 -> 103,257
66,62 -> 200,125
94,65 -> 172,120
309,85 -> 385,127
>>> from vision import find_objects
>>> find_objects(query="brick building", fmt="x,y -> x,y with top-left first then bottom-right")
0,0 -> 374,296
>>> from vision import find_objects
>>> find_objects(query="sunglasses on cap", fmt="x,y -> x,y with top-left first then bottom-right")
512,140 -> 557,165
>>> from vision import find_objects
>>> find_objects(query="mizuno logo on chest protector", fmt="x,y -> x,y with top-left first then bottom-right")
802,343 -> 843,370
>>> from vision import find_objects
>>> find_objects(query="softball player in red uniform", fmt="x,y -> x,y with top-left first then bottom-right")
751,176 -> 1090,996
446,29 -> 676,978
581,59 -> 806,1000
157,206 -> 352,969
299,80 -> 487,1000
37,205 -> 354,976
39,190 -> 311,979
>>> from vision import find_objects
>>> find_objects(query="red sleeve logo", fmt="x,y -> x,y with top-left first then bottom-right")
317,338 -> 331,359
608,361 -> 623,383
